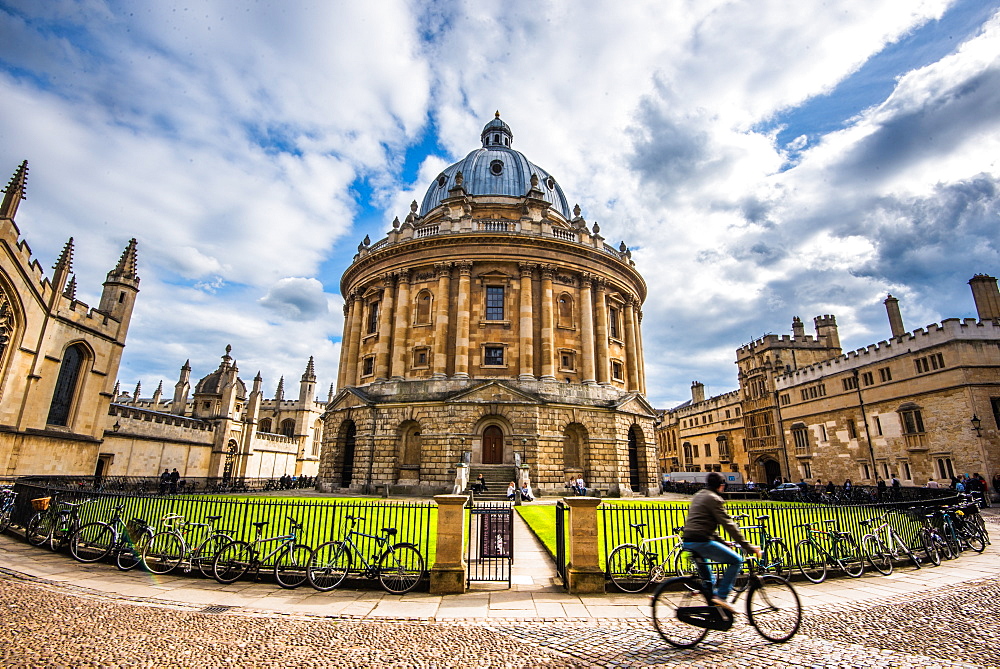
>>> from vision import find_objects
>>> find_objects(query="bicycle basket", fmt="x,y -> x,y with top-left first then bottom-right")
31,497 -> 52,511
126,519 -> 148,539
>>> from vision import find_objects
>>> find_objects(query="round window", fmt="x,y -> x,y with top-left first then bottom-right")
546,176 -> 555,190
490,160 -> 503,176
437,174 -> 447,189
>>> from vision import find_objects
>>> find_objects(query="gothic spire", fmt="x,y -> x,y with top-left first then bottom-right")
107,238 -> 139,283
63,275 -> 77,300
54,237 -> 74,274
0,160 -> 28,220
301,356 -> 316,383
275,376 -> 285,402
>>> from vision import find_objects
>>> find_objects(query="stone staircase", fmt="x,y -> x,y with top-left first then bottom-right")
465,465 -> 518,501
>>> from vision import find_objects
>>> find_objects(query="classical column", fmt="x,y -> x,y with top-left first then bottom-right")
518,263 -> 535,381
453,261 -> 472,379
374,273 -> 396,381
539,265 -> 556,381
636,308 -> 647,395
580,274 -> 596,385
594,280 -> 610,385
390,269 -> 411,380
623,295 -> 640,391
432,263 -> 452,378
344,292 -> 364,389
336,299 -> 352,390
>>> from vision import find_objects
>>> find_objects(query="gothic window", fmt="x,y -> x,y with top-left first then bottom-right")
0,288 -> 13,366
46,343 -> 87,426
413,290 -> 432,325
259,418 -> 273,433
900,405 -> 925,434
791,423 -> 809,451
280,419 -> 295,437
485,286 -> 505,320
936,457 -> 954,479
557,294 -> 573,328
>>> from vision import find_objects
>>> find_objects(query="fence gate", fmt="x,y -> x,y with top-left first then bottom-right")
555,500 -> 568,589
466,501 -> 513,587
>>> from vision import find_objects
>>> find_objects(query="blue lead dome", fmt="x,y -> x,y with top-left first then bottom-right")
419,112 -> 572,219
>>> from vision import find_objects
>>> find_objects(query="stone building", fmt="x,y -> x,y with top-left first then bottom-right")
320,114 -> 657,496
657,276 -> 1000,488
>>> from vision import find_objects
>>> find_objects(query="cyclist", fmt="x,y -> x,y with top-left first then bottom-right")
682,472 -> 761,612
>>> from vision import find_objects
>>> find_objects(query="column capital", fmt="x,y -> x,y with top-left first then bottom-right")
580,272 -> 594,288
397,268 -> 411,283
455,260 -> 473,275
434,262 -> 453,277
540,264 -> 556,280
381,273 -> 397,288
519,262 -> 537,277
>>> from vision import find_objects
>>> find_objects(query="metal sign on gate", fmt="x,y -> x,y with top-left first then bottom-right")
467,502 -> 513,587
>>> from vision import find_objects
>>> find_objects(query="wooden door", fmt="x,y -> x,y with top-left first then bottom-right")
482,426 -> 504,464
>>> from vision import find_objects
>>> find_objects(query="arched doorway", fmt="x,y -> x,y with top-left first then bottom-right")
761,458 -> 781,486
627,426 -> 641,490
340,422 -> 357,488
482,425 -> 504,464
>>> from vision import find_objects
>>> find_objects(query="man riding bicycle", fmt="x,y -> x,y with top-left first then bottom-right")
682,472 -> 762,611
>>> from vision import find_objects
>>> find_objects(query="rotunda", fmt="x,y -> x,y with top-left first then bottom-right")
320,114 -> 656,496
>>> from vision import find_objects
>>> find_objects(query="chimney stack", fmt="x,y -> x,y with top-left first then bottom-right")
814,315 -> 841,351
791,317 -> 805,339
884,294 -> 905,338
969,274 -> 1000,321
691,381 -> 705,404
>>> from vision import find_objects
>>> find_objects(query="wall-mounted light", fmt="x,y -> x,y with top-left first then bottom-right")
112,421 -> 121,433
971,414 -> 982,437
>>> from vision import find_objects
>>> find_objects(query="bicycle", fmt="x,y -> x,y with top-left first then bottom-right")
606,522 -> 686,593
911,510 -> 952,565
212,516 -> 311,588
860,512 -> 921,575
0,487 -> 16,534
26,497 -> 91,551
142,514 -> 233,577
652,551 -> 802,648
70,503 -> 155,570
307,514 -> 425,595
794,519 -> 864,583
941,505 -> 986,553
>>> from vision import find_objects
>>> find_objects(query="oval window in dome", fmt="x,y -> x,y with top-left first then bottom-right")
437,175 -> 447,189
490,160 -> 504,176
546,176 -> 555,190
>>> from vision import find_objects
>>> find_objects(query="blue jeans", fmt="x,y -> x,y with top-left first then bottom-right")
682,540 -> 744,600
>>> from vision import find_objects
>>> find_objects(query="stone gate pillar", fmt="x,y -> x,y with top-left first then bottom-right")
564,496 -> 604,593
430,494 -> 468,594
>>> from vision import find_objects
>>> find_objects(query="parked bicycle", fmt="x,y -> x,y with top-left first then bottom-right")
939,504 -> 985,554
69,503 -> 155,570
652,551 -> 802,648
606,522 -> 686,593
860,511 -> 921,575
910,510 -> 952,565
26,497 -> 92,551
142,514 -> 233,577
307,514 -> 425,595
212,516 -> 311,588
794,519 -> 864,583
0,487 -> 16,534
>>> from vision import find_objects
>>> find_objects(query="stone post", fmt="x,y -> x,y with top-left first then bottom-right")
564,496 -> 604,593
430,494 -> 469,594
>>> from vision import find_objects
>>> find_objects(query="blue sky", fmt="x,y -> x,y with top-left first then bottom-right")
1,0 -> 999,408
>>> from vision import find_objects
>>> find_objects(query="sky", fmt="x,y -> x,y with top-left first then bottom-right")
1,0 -> 999,409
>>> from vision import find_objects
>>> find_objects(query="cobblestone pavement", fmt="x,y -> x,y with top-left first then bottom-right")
2,569 -> 998,667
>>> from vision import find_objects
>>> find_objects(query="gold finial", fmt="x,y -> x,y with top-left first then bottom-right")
495,110 -> 500,118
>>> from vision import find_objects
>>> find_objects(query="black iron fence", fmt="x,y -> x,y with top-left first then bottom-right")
662,480 -> 959,506
466,501 -> 513,587
599,493 -> 965,577
555,500 -> 568,589
15,475 -> 316,498
11,479 -> 434,570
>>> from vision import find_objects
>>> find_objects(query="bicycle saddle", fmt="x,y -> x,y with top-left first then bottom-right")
381,528 -> 397,537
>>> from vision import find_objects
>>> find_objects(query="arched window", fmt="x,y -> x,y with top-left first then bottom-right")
258,418 -> 273,433
399,421 -> 422,469
413,290 -> 433,325
557,293 -> 573,328
563,423 -> 587,470
47,343 -> 87,426
280,418 -> 295,437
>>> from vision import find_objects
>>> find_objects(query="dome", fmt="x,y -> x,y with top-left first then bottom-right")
194,346 -> 247,397
420,113 -> 572,219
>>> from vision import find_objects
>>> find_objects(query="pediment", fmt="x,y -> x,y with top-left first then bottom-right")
614,392 -> 657,417
448,380 -> 542,405
328,387 -> 374,410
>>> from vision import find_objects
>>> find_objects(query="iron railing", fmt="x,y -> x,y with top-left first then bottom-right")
14,475 -> 316,497
466,501 -> 513,587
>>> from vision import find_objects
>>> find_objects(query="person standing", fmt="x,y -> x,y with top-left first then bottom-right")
169,468 -> 180,494
159,469 -> 170,495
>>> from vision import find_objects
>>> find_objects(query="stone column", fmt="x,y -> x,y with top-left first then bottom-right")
453,261 -> 473,379
636,309 -> 646,395
594,280 -> 610,385
430,494 -> 468,594
344,292 -> 364,389
518,263 -> 535,381
336,298 -> 353,390
389,270 -> 411,380
374,273 -> 396,381
564,496 -> 604,593
539,265 -> 555,381
580,274 -> 596,385
432,263 -> 452,378
623,295 -> 640,391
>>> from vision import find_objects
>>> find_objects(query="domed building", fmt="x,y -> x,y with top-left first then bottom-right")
319,114 -> 656,496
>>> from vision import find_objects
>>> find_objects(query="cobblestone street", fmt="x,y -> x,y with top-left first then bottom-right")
2,569 -> 999,667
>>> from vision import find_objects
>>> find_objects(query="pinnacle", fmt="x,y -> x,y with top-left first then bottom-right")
1,160 -> 28,220
54,237 -> 74,272
108,238 -> 139,282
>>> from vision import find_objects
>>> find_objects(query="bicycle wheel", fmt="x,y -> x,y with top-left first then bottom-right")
193,534 -> 232,579
142,531 -> 184,575
0,507 -> 12,534
746,576 -> 802,643
26,512 -> 53,547
70,522 -> 114,563
890,532 -> 921,568
274,543 -> 312,589
795,540 -> 826,583
377,543 -> 424,595
607,544 -> 652,593
764,539 -> 793,581
213,540 -> 254,584
116,529 -> 151,571
836,533 -> 865,578
307,541 -> 351,591
861,534 -> 892,576
50,517 -> 77,552
960,530 -> 986,553
918,529 -> 940,567
651,576 -> 710,648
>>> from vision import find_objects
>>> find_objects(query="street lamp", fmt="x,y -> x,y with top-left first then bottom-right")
971,415 -> 982,437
